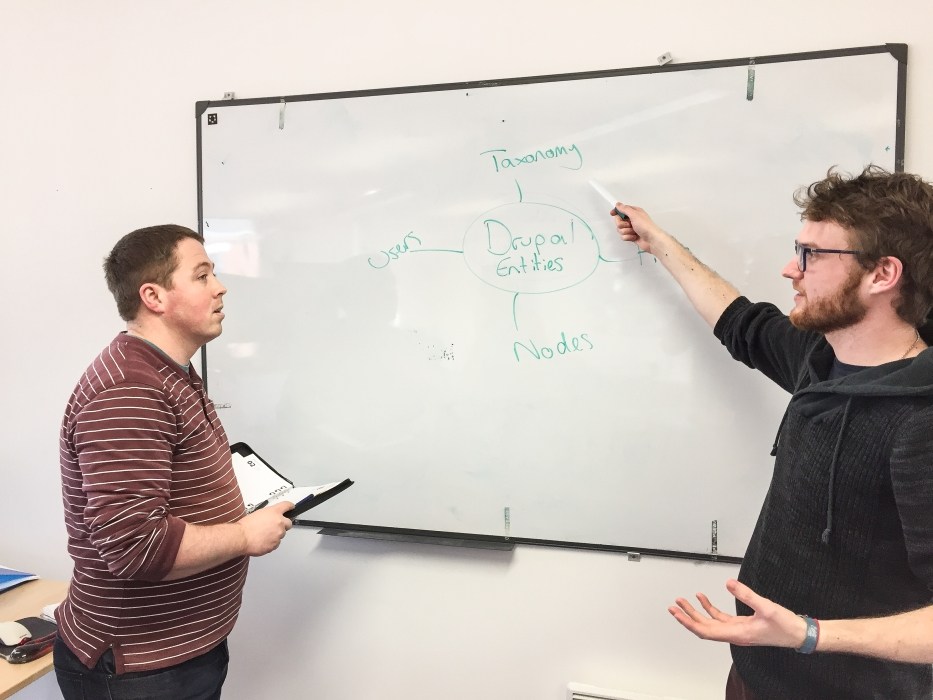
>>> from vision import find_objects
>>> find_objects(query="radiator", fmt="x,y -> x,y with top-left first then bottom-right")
567,681 -> 686,700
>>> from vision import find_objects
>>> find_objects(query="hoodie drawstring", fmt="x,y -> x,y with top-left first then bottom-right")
822,397 -> 853,545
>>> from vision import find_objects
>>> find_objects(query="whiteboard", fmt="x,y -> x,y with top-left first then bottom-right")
197,45 -> 905,559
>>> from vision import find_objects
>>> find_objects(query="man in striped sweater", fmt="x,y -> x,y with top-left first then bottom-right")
53,225 -> 294,699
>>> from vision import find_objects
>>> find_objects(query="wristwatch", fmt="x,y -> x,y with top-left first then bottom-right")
796,615 -> 819,654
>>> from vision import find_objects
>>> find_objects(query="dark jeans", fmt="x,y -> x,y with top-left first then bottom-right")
54,635 -> 228,700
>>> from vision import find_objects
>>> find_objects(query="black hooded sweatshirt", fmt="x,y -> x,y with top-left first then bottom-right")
714,297 -> 933,700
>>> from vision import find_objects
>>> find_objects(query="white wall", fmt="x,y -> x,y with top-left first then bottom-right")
3,2 -> 932,699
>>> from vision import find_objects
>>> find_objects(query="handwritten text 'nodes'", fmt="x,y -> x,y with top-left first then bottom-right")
462,202 -> 600,294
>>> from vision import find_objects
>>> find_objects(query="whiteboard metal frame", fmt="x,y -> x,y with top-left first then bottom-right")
196,43 -> 907,563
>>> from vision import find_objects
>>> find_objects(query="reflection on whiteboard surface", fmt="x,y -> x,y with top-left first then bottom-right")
199,47 -> 901,557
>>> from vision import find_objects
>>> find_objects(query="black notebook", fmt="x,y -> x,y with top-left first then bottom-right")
230,442 -> 353,519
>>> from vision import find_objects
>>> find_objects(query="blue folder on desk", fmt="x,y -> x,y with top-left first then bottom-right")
0,566 -> 37,594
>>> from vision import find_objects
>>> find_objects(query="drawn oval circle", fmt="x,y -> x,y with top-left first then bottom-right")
462,202 -> 600,294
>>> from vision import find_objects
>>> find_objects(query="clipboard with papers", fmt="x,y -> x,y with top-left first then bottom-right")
230,442 -> 353,519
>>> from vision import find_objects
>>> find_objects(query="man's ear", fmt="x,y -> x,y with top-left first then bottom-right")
867,256 -> 903,295
138,283 -> 167,314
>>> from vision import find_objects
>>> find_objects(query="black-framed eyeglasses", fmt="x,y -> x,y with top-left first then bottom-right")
794,241 -> 862,272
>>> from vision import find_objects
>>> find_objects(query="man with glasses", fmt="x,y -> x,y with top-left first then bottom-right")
610,166 -> 933,700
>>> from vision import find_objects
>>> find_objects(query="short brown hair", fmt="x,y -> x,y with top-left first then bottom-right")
104,225 -> 204,321
795,165 -> 933,327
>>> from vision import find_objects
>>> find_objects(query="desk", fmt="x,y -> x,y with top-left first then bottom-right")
0,580 -> 68,700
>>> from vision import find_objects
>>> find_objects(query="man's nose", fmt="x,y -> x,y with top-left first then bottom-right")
781,257 -> 802,280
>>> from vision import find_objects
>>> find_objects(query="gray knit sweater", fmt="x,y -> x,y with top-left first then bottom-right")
715,297 -> 933,700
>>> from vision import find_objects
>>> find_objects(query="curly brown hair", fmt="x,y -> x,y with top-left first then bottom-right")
794,165 -> 933,327
104,225 -> 204,321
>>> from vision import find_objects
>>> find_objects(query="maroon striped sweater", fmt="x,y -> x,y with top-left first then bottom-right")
57,333 -> 248,672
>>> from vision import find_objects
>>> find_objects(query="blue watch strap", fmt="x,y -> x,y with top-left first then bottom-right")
796,615 -> 819,654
